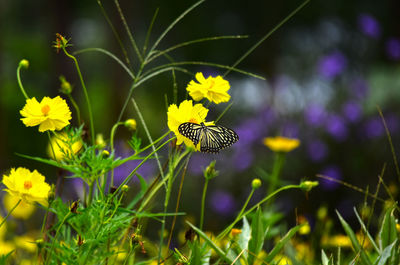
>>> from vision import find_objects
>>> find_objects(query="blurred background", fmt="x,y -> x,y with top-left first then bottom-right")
1,0 -> 400,233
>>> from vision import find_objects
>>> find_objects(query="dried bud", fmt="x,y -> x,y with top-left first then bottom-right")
185,228 -> 196,242
70,200 -> 79,214
109,186 -> 117,194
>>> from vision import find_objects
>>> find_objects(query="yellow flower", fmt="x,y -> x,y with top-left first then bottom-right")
14,235 -> 37,253
273,254 -> 292,265
47,132 -> 83,161
20,96 -> 72,132
2,167 -> 51,206
0,240 -> 14,255
167,100 -> 210,150
186,72 -> 231,104
3,193 -> 35,219
230,228 -> 242,237
321,234 -> 352,248
263,136 -> 300,153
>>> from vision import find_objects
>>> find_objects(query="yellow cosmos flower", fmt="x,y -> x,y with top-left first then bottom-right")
3,193 -> 36,219
263,136 -> 300,153
167,100 -> 210,150
14,235 -> 37,253
186,72 -> 231,104
20,96 -> 72,132
2,167 -> 51,206
47,132 -> 83,161
0,240 -> 14,255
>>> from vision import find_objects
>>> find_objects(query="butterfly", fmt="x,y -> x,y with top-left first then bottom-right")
178,122 -> 239,153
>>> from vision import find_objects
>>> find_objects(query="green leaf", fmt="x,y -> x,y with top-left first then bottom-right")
186,221 -> 233,264
186,241 -> 211,265
336,210 -> 372,265
354,208 -> 380,253
374,240 -> 397,265
248,207 -> 265,265
321,249 -> 330,265
0,251 -> 14,265
378,206 -> 397,251
264,224 -> 302,263
238,217 -> 251,259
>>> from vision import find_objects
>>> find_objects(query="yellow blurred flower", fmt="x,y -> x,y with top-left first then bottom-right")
14,235 -> 37,253
230,228 -> 242,237
0,240 -> 14,255
2,167 -> 51,206
186,72 -> 231,104
263,136 -> 300,153
321,234 -> 352,248
273,254 -> 292,265
3,193 -> 35,219
20,96 -> 72,132
167,100 -> 211,150
47,132 -> 83,161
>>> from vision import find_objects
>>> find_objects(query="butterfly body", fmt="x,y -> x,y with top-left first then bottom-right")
178,122 -> 239,153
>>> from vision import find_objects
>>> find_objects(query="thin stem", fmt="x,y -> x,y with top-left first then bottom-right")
267,152 -> 286,196
45,212 -> 72,265
114,0 -> 143,63
109,122 -> 124,187
87,181 -> 94,206
0,199 -> 21,228
199,177 -> 209,231
47,131 -> 57,160
67,93 -> 81,125
224,0 -> 310,77
62,46 -> 95,145
17,64 -> 29,99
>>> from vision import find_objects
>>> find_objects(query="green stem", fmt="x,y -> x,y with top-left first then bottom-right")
45,212 -> 72,265
109,122 -> 124,188
199,177 -> 209,231
217,184 -> 301,240
87,181 -> 94,206
17,64 -> 29,99
47,131 -> 57,160
0,199 -> 21,228
67,93 -> 81,125
62,46 -> 95,145
267,152 -> 286,196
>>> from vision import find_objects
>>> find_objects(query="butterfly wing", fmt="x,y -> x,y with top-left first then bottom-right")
178,122 -> 203,145
200,125 -> 239,153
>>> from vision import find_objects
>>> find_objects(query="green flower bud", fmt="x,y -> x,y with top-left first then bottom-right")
300,180 -> 318,192
102,150 -> 110,157
59,75 -> 73,94
124,119 -> 137,130
121,185 -> 129,192
251,178 -> 262,189
96,134 -> 106,149
204,160 -> 218,180
19,59 -> 29,69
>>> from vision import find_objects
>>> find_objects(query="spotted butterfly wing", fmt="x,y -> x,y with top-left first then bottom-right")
178,122 -> 239,153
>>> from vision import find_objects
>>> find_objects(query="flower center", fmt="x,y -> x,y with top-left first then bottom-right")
188,118 -> 198,123
41,105 -> 51,116
24,180 -> 33,190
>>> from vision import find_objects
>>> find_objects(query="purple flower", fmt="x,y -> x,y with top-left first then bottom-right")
304,105 -> 327,127
357,13 -> 381,39
350,77 -> 369,99
325,114 -> 348,141
342,102 -> 362,122
320,165 -> 342,190
282,122 -> 300,138
210,190 -> 236,216
317,51 -> 347,79
385,38 -> 400,60
307,139 -> 328,162
233,148 -> 253,171
363,117 -> 384,139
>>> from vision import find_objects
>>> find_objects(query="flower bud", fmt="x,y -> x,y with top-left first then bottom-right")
96,134 -> 106,149
251,178 -> 262,189
124,119 -> 137,130
19,59 -> 29,69
121,185 -> 129,192
59,75 -> 73,94
230,228 -> 242,237
300,180 -> 318,192
204,160 -> 218,180
102,150 -> 110,157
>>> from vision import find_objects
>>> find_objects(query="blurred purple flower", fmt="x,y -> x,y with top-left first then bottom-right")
320,165 -> 342,190
363,117 -> 384,139
385,38 -> 400,60
233,148 -> 253,171
304,105 -> 327,127
210,190 -> 236,216
188,153 -> 213,175
282,122 -> 300,138
325,114 -> 348,141
342,102 -> 362,122
357,13 -> 381,39
234,118 -> 264,147
307,139 -> 328,162
317,51 -> 347,79
350,77 -> 369,99
385,114 -> 399,133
